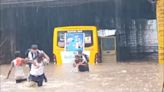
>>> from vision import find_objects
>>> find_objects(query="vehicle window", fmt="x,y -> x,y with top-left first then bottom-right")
57,31 -> 65,48
57,30 -> 93,48
83,31 -> 93,47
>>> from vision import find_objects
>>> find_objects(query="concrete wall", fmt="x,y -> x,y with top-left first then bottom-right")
0,0 -> 157,64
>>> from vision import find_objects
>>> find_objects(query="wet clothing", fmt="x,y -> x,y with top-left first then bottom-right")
74,54 -> 89,72
30,60 -> 45,76
25,49 -> 30,57
78,63 -> 89,72
16,79 -> 27,83
27,50 -> 43,69
29,59 -> 48,86
11,57 -> 27,83
27,49 -> 48,84
29,74 -> 44,86
28,50 -> 43,61
12,57 -> 26,79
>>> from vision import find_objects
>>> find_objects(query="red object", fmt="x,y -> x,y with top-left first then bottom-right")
15,58 -> 23,66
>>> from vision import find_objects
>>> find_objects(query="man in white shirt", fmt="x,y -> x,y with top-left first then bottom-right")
29,53 -> 49,87
27,44 -> 49,82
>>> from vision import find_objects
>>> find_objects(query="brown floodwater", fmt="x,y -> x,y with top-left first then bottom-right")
0,61 -> 163,92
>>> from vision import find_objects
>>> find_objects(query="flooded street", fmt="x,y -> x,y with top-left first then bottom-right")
0,62 -> 163,92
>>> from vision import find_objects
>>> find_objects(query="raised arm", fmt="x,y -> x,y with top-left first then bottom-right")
24,58 -> 37,66
43,52 -> 50,63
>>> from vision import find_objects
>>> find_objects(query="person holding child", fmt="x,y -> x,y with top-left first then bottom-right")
73,50 -> 89,72
29,53 -> 49,87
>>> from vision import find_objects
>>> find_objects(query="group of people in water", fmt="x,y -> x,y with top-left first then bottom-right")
5,44 -> 90,87
6,44 -> 50,87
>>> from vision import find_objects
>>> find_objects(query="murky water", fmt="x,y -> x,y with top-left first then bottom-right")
0,62 -> 163,92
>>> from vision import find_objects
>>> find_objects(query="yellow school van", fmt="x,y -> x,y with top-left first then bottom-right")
53,26 -> 99,65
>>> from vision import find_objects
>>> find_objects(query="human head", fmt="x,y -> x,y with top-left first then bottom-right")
31,44 -> 38,50
15,51 -> 21,57
75,55 -> 82,63
37,53 -> 44,62
31,44 -> 38,53
75,55 -> 80,59
78,50 -> 83,55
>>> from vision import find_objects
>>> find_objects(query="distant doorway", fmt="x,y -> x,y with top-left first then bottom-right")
100,36 -> 116,63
